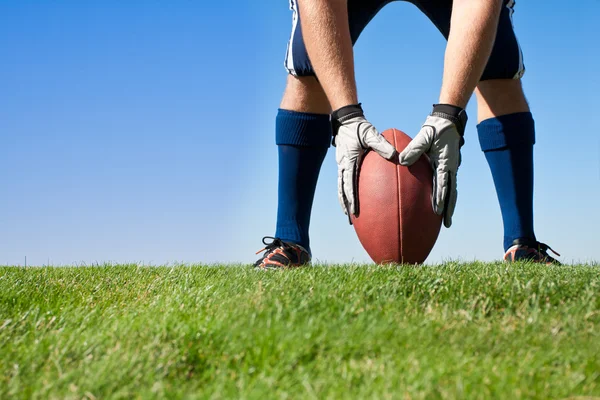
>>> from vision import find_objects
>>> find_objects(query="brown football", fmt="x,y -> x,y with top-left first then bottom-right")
351,128 -> 442,264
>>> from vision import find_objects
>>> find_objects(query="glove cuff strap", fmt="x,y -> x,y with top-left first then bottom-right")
331,103 -> 364,146
432,103 -> 468,137
332,103 -> 364,121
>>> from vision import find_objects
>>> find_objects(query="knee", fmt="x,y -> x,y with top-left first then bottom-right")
280,75 -> 331,115
475,79 -> 530,122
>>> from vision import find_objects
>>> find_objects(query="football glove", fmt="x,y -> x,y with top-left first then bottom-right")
332,103 -> 397,223
398,104 -> 467,228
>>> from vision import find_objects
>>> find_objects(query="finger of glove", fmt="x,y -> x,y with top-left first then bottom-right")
337,167 -> 349,216
431,166 -> 438,215
364,129 -> 397,160
443,171 -> 458,228
398,127 -> 433,166
343,163 -> 357,216
434,169 -> 449,216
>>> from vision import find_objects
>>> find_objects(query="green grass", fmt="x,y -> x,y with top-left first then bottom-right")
1,263 -> 599,399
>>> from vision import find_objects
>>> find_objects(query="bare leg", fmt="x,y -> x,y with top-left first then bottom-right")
475,78 -> 529,121
280,75 -> 331,114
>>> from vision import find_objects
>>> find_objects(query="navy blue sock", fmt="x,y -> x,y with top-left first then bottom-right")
275,109 -> 331,254
477,112 -> 537,251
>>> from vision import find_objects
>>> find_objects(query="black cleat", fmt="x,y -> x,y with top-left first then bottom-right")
504,238 -> 561,265
254,236 -> 311,269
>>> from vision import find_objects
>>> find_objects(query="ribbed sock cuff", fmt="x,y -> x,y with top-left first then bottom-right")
477,112 -> 535,152
276,109 -> 332,148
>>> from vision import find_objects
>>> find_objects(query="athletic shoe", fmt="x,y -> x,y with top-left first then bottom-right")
503,238 -> 561,265
254,236 -> 311,269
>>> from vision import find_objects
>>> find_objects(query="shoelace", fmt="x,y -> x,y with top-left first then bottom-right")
255,236 -> 290,256
537,242 -> 561,257
513,239 -> 561,258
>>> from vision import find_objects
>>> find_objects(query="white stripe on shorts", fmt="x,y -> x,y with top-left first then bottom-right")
284,0 -> 299,76
506,0 -> 525,79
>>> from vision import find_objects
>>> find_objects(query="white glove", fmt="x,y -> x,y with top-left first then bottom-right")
332,104 -> 397,222
398,104 -> 467,228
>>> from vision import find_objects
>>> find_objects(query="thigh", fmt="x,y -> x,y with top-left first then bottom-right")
410,0 -> 525,81
283,0 -> 394,77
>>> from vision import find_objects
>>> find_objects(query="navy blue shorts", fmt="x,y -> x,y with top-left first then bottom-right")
284,0 -> 525,81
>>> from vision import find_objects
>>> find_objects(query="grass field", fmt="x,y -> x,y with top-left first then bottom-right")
1,263 -> 599,399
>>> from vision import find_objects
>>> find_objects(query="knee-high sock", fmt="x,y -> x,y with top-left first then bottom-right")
275,109 -> 331,254
477,112 -> 536,251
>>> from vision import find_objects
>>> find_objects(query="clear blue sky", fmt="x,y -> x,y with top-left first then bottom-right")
1,1 -> 599,266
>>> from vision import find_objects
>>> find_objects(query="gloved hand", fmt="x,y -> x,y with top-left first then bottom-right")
398,104 -> 468,228
332,103 -> 397,222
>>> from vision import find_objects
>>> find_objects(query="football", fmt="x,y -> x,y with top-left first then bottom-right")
351,128 -> 442,264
